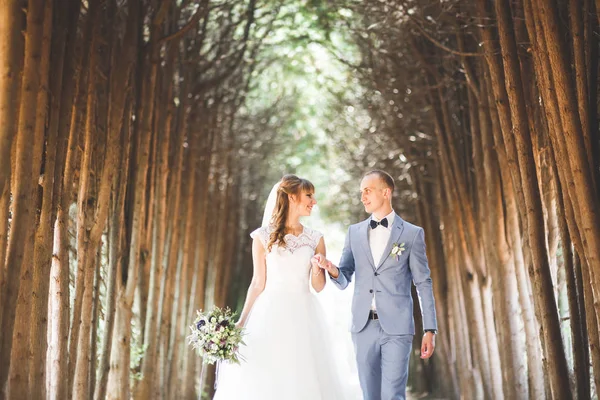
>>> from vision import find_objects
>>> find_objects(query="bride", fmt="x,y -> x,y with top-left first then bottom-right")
212,174 -> 351,400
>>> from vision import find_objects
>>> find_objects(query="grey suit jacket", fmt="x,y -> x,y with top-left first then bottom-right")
331,214 -> 437,335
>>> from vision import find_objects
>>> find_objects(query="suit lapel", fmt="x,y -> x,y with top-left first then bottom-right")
358,219 -> 376,270
376,214 -> 405,270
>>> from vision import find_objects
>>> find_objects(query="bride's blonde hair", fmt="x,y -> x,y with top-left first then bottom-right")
267,174 -> 314,252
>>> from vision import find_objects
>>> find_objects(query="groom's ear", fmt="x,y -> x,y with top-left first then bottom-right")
386,187 -> 394,199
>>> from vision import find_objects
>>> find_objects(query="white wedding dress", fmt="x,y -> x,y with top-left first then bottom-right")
212,225 -> 352,400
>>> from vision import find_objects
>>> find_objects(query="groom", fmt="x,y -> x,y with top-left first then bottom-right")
315,170 -> 437,400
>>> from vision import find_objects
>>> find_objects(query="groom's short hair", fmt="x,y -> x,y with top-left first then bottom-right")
364,170 -> 395,192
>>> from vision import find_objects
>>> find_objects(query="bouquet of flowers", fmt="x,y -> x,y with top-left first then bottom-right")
187,307 -> 245,365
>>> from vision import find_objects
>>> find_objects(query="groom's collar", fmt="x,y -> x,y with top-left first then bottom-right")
370,209 -> 396,225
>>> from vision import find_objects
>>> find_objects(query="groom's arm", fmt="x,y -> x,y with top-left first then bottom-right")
409,228 -> 438,332
328,227 -> 355,290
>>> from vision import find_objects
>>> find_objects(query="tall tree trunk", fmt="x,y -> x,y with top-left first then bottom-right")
49,79 -> 79,400
106,298 -> 134,400
556,190 -> 590,399
577,253 -> 600,391
137,109 -> 170,400
469,92 -> 506,400
103,103 -> 135,400
89,248 -> 103,399
182,163 -> 211,399
537,0 -> 600,285
523,4 -> 600,389
585,0 -> 600,197
478,0 -> 572,397
0,0 -> 23,212
165,230 -> 183,399
107,3 -> 158,396
66,8 -> 95,394
479,88 -> 527,399
161,70 -> 187,398
73,1 -> 136,395
435,86 -> 486,279
483,71 -> 546,399
189,147 -> 215,398
440,181 -> 482,399
429,91 -> 496,399
135,10 -> 187,394
168,81 -> 194,400
9,0 -> 51,396
47,3 -> 82,398
28,0 -> 73,397
137,124 -> 158,342
0,0 -> 24,323
94,194 -> 120,400
92,1 -> 137,395
414,172 -> 457,398
9,0 -> 53,397
408,50 -> 493,397
96,91 -> 132,400
162,205 -> 185,398
0,0 -> 46,395
70,3 -> 101,396
569,0 -> 594,182
171,222 -> 195,399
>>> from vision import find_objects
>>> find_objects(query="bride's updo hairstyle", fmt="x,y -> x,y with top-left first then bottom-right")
267,174 -> 314,251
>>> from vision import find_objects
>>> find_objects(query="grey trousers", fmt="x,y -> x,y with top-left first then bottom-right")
352,319 -> 413,400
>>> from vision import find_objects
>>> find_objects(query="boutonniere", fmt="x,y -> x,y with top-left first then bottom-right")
390,242 -> 406,261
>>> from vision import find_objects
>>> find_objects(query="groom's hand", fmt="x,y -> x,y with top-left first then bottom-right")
318,258 -> 340,278
420,332 -> 435,359
320,258 -> 333,271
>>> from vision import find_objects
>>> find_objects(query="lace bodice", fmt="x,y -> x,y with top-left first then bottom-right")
251,225 -> 322,254
250,225 -> 323,293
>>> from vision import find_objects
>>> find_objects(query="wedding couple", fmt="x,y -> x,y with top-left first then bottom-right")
213,171 -> 437,400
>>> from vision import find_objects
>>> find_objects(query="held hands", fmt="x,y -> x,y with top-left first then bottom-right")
310,253 -> 323,269
420,332 -> 436,359
311,253 -> 333,273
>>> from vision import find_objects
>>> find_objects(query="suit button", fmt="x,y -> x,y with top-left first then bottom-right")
369,289 -> 373,293
374,272 -> 379,276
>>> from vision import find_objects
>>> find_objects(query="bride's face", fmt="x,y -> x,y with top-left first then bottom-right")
291,191 -> 317,217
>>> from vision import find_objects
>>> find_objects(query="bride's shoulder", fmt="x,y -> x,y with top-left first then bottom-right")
250,226 -> 271,245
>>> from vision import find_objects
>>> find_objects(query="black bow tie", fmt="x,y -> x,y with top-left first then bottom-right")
370,218 -> 389,229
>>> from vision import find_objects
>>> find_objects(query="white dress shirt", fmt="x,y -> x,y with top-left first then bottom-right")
369,210 -> 395,311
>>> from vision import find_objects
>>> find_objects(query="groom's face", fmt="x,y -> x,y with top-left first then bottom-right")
360,175 -> 390,214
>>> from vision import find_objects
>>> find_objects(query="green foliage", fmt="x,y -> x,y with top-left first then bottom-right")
240,0 -> 376,224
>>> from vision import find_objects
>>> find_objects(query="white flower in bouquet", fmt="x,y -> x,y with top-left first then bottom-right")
187,307 -> 245,365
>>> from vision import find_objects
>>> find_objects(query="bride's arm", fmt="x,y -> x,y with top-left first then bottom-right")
310,237 -> 327,292
236,237 -> 267,327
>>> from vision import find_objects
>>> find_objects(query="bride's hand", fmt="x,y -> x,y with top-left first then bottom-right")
311,254 -> 324,268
